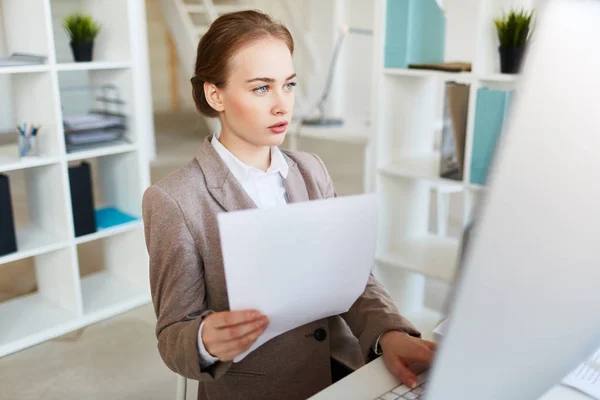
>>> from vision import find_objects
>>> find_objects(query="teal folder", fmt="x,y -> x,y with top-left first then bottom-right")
384,0 -> 446,68
470,88 -> 514,185
95,207 -> 139,229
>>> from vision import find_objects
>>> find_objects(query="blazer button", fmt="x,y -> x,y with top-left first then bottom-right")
314,328 -> 327,342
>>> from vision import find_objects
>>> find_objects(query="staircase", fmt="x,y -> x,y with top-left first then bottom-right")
159,0 -> 316,132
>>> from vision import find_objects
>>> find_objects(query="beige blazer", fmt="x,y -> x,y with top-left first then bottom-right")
141,136 -> 420,400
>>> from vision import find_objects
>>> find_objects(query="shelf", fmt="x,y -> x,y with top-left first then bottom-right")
384,68 -> 473,84
379,154 -> 463,187
376,235 -> 460,283
0,65 -> 51,74
467,183 -> 485,191
66,141 -> 137,162
0,292 -> 78,357
0,225 -> 69,265
0,156 -> 61,173
0,0 -> 152,360
75,218 -> 142,245
477,73 -> 518,83
55,61 -> 132,71
80,271 -> 148,317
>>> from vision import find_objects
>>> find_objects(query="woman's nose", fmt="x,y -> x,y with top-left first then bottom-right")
272,91 -> 292,115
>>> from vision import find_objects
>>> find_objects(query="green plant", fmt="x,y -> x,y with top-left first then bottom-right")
63,12 -> 101,43
494,8 -> 534,48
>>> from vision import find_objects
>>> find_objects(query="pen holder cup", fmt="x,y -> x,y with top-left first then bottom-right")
19,135 -> 39,157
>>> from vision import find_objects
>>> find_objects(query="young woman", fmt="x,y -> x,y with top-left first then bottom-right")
142,10 -> 436,400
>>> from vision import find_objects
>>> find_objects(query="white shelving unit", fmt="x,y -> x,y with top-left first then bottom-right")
0,0 -> 153,357
370,0 -> 538,336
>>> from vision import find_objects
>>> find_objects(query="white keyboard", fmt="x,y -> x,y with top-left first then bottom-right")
374,371 -> 429,400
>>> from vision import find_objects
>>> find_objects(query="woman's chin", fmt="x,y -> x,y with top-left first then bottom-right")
266,132 -> 287,147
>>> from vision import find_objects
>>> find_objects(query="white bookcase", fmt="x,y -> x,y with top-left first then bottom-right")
370,0 -> 540,336
0,0 -> 153,357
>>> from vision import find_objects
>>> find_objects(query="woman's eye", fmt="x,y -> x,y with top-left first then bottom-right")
285,82 -> 297,91
254,85 -> 268,94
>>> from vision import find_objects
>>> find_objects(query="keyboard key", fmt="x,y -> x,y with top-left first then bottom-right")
416,372 -> 429,385
379,393 -> 399,400
412,386 -> 426,395
391,385 -> 411,396
403,393 -> 418,400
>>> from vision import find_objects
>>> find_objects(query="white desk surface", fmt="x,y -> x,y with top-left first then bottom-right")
308,357 -> 591,400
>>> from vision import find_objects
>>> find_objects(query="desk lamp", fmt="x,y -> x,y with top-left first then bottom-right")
301,25 -> 373,127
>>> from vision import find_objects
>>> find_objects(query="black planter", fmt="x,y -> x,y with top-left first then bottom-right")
70,40 -> 94,62
499,46 -> 525,74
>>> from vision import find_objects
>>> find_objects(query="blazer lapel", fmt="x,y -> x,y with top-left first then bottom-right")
195,136 -> 257,212
281,153 -> 310,204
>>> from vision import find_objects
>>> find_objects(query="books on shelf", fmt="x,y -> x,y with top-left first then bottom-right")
439,82 -> 469,181
0,53 -> 47,67
408,61 -> 472,72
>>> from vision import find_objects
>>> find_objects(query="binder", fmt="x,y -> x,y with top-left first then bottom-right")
440,82 -> 470,180
68,162 -> 97,237
0,174 -> 18,256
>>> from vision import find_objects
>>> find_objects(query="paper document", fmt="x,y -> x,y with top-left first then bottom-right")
433,319 -> 448,337
217,194 -> 378,362
562,348 -> 600,399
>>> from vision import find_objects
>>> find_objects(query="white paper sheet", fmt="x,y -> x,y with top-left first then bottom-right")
217,193 -> 378,362
433,319 -> 448,337
562,348 -> 600,399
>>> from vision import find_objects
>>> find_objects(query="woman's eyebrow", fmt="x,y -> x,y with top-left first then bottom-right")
246,73 -> 297,83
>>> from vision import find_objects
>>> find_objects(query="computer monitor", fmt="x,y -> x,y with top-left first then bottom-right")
426,1 -> 600,399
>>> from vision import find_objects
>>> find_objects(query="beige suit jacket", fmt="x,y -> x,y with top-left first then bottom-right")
141,136 -> 420,400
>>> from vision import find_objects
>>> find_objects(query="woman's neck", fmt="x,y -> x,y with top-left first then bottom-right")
218,128 -> 271,172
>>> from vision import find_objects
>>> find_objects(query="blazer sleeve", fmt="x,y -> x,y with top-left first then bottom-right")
142,185 -> 232,381
310,153 -> 422,360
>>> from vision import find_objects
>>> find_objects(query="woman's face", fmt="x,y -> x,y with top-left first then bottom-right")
208,37 -> 296,148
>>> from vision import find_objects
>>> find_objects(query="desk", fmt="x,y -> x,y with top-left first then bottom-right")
308,357 -> 591,400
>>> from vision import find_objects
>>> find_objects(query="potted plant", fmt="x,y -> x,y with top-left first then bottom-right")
63,12 -> 101,62
494,8 -> 534,74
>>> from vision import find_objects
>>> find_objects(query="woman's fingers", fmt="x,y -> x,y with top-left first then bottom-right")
210,310 -> 264,329
211,324 -> 268,361
384,354 -> 418,389
219,315 -> 269,341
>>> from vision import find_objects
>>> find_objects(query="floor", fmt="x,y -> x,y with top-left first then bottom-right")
0,111 -> 449,400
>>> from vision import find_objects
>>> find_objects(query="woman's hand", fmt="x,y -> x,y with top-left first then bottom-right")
202,310 -> 270,362
379,330 -> 437,389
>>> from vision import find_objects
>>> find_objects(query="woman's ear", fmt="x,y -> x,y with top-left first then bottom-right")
204,82 -> 225,113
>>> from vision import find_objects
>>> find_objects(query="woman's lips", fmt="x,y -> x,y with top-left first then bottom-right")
268,122 -> 288,134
